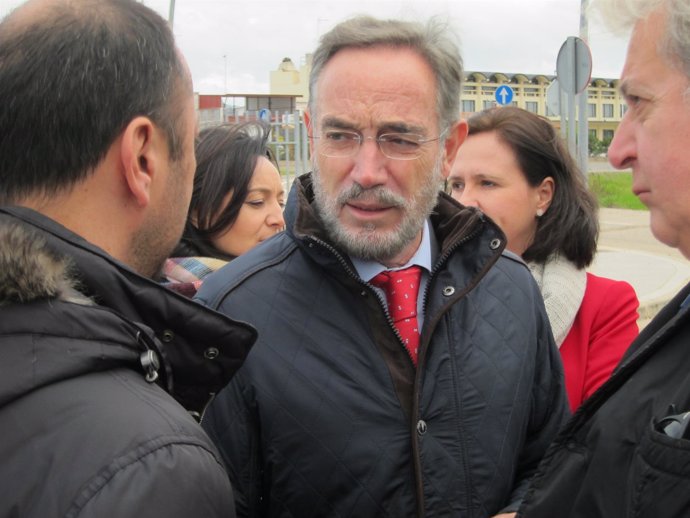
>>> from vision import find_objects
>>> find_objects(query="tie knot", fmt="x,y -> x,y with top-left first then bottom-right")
371,266 -> 422,321
371,265 -> 422,290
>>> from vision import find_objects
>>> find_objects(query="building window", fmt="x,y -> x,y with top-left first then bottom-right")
603,129 -> 614,142
588,103 -> 597,117
603,104 -> 614,118
483,100 -> 495,110
462,100 -> 476,113
589,129 -> 597,139
525,101 -> 538,114
620,104 -> 628,117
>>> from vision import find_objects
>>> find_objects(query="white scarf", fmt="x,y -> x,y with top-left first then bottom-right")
528,255 -> 587,347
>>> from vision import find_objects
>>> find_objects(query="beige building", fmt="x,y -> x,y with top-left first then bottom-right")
269,55 -> 624,143
461,72 -> 624,143
269,55 -> 312,112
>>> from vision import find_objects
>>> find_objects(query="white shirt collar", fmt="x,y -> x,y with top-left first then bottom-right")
351,219 -> 434,282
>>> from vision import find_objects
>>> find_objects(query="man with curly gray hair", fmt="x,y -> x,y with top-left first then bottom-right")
518,1 -> 690,516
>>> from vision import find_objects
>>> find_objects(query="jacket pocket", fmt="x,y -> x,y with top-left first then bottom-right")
630,419 -> 690,518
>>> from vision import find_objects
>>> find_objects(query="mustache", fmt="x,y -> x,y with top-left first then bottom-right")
336,183 -> 406,207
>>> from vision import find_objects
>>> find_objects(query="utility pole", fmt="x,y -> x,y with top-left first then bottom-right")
168,0 -> 176,27
223,54 -> 228,94
578,0 -> 590,178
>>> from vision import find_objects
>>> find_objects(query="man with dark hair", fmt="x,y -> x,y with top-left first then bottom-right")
0,1 -> 255,516
199,15 -> 568,518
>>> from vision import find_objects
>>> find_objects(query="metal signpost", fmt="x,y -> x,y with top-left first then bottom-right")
556,36 -> 592,177
545,78 -> 567,140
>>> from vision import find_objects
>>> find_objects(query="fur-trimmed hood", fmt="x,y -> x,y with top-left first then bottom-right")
0,208 -> 256,416
0,217 -> 93,307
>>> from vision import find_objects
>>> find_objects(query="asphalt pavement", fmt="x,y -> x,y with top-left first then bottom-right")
589,208 -> 690,327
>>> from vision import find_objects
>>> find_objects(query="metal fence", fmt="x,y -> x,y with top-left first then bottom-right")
199,109 -> 311,193
264,111 -> 311,192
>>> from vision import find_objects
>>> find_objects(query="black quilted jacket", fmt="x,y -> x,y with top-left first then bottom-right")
199,174 -> 569,518
519,282 -> 690,518
0,207 -> 256,517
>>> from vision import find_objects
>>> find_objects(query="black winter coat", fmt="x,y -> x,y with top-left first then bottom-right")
199,175 -> 569,518
519,281 -> 690,518
0,208 -> 256,517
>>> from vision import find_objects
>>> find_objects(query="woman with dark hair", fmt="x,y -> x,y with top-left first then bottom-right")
163,121 -> 285,297
449,106 -> 639,411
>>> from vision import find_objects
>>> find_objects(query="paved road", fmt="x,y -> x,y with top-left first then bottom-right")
590,208 -> 690,326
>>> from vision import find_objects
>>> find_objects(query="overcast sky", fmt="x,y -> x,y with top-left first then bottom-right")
0,0 -> 631,95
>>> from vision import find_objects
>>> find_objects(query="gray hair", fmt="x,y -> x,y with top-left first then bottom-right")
308,15 -> 463,133
594,0 -> 690,79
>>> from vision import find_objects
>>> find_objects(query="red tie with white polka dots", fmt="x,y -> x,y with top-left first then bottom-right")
371,266 -> 422,366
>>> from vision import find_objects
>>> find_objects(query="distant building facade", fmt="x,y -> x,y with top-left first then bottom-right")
196,93 -> 300,128
268,55 -> 624,143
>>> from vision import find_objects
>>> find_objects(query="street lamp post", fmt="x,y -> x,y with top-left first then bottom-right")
223,54 -> 228,94
168,0 -> 176,26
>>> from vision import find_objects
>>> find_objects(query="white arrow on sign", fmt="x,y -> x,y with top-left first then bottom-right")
494,85 -> 514,106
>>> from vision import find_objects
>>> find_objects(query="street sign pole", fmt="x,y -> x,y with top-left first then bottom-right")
579,0 -> 590,181
556,36 -> 592,179
567,41 -> 577,160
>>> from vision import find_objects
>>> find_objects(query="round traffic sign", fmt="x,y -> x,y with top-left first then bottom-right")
556,36 -> 592,94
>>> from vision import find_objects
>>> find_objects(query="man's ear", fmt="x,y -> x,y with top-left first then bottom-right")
440,120 -> 468,180
120,116 -> 158,208
304,111 -> 317,157
304,110 -> 312,133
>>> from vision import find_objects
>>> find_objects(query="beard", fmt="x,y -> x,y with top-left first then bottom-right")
312,155 -> 444,263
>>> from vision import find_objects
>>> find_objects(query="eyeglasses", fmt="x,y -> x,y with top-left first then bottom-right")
311,129 -> 446,160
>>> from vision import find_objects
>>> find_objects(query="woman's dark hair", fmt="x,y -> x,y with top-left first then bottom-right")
464,106 -> 598,268
173,121 -> 279,260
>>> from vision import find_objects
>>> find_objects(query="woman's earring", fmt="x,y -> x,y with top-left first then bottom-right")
536,208 -> 544,217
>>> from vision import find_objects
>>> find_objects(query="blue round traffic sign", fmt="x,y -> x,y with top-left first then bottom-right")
495,85 -> 514,106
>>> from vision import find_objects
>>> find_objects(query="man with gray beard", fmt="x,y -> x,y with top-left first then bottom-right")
198,15 -> 568,518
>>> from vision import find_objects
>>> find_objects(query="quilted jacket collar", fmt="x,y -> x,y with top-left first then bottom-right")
0,207 -> 257,415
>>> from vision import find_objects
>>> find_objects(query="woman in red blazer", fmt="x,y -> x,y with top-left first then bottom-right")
449,106 -> 639,411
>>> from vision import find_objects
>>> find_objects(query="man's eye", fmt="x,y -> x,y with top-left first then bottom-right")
384,134 -> 420,149
326,131 -> 356,142
626,94 -> 642,107
380,133 -> 421,153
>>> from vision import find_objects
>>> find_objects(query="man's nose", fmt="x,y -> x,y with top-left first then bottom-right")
607,113 -> 635,170
349,138 -> 388,188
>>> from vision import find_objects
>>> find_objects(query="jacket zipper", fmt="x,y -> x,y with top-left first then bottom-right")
305,236 -> 416,365
307,219 -> 494,518
413,221 -> 492,518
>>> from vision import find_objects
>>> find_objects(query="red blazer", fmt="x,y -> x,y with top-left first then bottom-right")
559,273 -> 639,411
